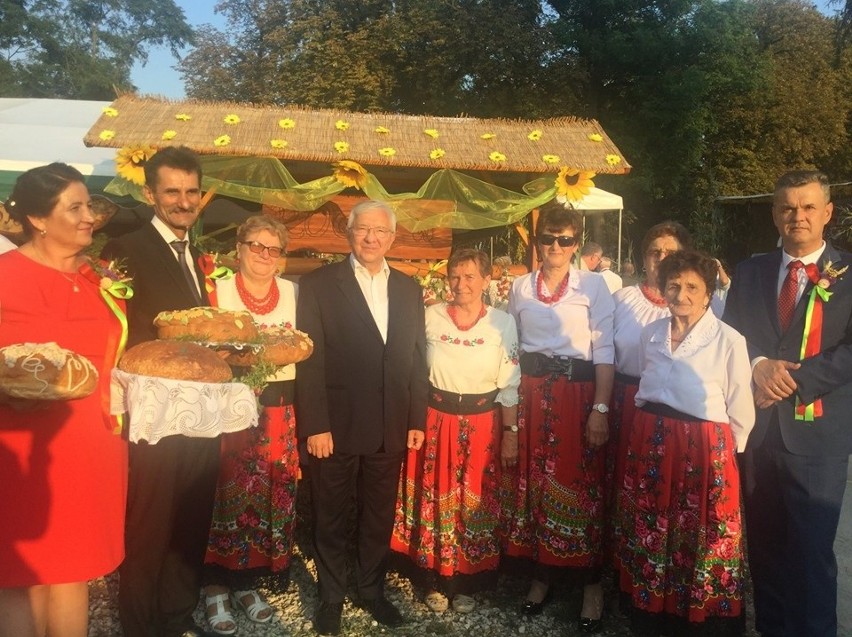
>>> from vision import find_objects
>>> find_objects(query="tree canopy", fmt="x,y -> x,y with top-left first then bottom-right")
0,0 -> 194,99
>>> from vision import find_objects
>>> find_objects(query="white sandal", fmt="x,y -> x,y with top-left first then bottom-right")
452,594 -> 476,614
232,589 -> 274,624
205,593 -> 237,636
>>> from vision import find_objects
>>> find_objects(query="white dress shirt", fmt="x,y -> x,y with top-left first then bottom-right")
0,235 -> 15,255
151,216 -> 202,298
777,242 -> 826,304
350,253 -> 390,343
635,310 -> 755,451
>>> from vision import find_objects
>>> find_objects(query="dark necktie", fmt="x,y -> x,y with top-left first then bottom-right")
170,240 -> 202,305
778,259 -> 803,332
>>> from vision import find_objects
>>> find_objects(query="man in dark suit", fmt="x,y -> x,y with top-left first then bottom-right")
723,170 -> 852,637
296,200 -> 428,636
102,146 -> 218,637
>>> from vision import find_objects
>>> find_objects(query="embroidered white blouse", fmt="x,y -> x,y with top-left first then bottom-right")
509,268 -> 615,364
216,276 -> 298,382
634,310 -> 755,451
613,284 -> 728,378
426,303 -> 521,407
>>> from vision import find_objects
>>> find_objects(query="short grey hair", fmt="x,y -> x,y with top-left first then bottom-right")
347,200 -> 397,231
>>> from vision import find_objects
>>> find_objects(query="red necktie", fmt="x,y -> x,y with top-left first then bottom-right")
778,260 -> 803,332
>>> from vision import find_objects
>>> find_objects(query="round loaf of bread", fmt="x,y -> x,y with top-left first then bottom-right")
154,307 -> 259,343
225,326 -> 313,367
118,340 -> 233,383
0,342 -> 99,400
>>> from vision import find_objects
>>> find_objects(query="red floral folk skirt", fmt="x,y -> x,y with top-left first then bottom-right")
499,374 -> 606,569
606,376 -> 640,568
615,405 -> 745,623
205,404 -> 299,573
392,401 -> 503,578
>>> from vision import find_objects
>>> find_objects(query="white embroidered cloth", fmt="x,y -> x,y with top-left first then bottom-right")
111,369 -> 259,444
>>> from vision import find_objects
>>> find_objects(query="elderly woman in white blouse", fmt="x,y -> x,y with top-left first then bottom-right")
392,248 -> 521,615
615,250 -> 754,637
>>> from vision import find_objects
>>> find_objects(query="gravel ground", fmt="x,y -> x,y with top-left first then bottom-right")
87,475 -> 762,637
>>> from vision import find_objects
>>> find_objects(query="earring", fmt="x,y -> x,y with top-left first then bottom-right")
39,229 -> 47,238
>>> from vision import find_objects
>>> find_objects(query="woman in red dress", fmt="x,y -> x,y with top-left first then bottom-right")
503,203 -> 615,634
0,164 -> 128,636
203,216 -> 299,635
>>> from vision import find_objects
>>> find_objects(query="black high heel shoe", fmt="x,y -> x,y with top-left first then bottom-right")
520,590 -> 550,616
578,614 -> 604,634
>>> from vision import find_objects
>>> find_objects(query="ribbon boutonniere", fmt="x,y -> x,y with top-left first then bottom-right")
796,260 -> 848,422
198,253 -> 233,307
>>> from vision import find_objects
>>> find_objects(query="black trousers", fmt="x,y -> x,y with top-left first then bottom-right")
309,449 -> 404,604
119,435 -> 221,637
740,418 -> 849,637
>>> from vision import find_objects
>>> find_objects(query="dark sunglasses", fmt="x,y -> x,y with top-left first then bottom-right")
240,240 -> 283,258
538,234 -> 577,247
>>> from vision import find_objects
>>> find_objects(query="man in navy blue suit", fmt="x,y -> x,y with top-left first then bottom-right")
723,171 -> 852,637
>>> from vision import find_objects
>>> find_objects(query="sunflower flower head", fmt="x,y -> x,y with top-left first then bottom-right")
606,154 -> 622,166
102,107 -> 118,117
279,118 -> 295,129
333,160 -> 369,190
379,147 -> 396,157
481,133 -> 496,140
555,167 -> 596,204
161,130 -> 177,141
489,151 -> 507,163
424,129 -> 439,139
374,126 -> 390,134
99,130 -> 115,141
116,145 -> 157,186
270,139 -> 288,149
429,149 -> 446,160
335,120 -> 350,131
528,129 -> 543,141
175,113 -> 192,122
214,135 -> 231,147
588,133 -> 603,142
223,114 -> 241,125
334,141 -> 350,154
542,154 -> 560,164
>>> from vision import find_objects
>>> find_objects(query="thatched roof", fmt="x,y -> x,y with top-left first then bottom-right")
83,95 -> 630,176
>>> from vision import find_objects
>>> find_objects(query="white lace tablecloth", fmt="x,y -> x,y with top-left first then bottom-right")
111,369 -> 259,444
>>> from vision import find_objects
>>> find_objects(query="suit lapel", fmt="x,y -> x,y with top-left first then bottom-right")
761,250 -> 784,337
143,224 -> 203,306
785,243 -> 843,340
336,260 -> 384,343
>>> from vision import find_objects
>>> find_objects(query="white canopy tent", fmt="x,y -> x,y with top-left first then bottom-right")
571,186 -> 625,267
0,98 -> 116,199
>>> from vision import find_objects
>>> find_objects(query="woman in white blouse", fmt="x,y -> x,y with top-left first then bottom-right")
391,249 -> 521,614
503,203 -> 615,634
616,250 -> 754,637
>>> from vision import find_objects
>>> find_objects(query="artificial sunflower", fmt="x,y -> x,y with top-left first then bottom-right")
378,147 -> 396,157
481,133 -> 496,140
606,154 -> 622,166
224,114 -> 241,125
429,148 -> 446,160
175,113 -> 192,121
375,126 -> 390,134
99,130 -> 115,141
214,135 -> 231,147
424,129 -> 439,139
334,141 -> 350,153
116,145 -> 157,186
542,154 -> 560,164
333,160 -> 369,190
528,129 -> 543,141
335,120 -> 350,131
162,130 -> 177,140
279,118 -> 296,129
588,133 -> 603,142
102,107 -> 118,117
270,139 -> 288,149
489,151 -> 507,162
555,167 -> 596,203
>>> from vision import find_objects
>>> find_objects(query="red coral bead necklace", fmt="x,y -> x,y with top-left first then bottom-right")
535,268 -> 570,304
235,271 -> 279,315
447,303 -> 487,331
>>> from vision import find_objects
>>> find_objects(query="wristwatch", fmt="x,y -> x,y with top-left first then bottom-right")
591,403 -> 609,414
504,424 -> 519,433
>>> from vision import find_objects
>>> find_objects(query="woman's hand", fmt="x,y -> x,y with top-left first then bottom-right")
501,431 -> 518,469
585,411 -> 609,447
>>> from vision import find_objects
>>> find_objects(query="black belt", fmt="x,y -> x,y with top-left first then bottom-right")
428,386 -> 499,415
259,380 -> 295,407
615,372 -> 640,386
640,401 -> 702,423
519,352 -> 595,381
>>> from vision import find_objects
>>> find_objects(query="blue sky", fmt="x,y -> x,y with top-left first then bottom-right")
131,0 -> 841,101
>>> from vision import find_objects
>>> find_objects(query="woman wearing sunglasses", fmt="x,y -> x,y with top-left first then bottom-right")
502,201 -> 615,634
202,215 -> 298,635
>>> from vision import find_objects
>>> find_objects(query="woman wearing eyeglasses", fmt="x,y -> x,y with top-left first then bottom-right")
502,202 -> 615,634
202,215 -> 298,635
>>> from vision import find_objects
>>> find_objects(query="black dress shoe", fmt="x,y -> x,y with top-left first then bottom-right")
578,616 -> 604,634
314,601 -> 343,636
520,593 -> 550,616
360,596 -> 404,627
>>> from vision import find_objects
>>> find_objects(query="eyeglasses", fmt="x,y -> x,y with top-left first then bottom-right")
538,234 -> 577,247
646,249 -> 678,259
240,240 -> 283,258
351,225 -> 394,239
